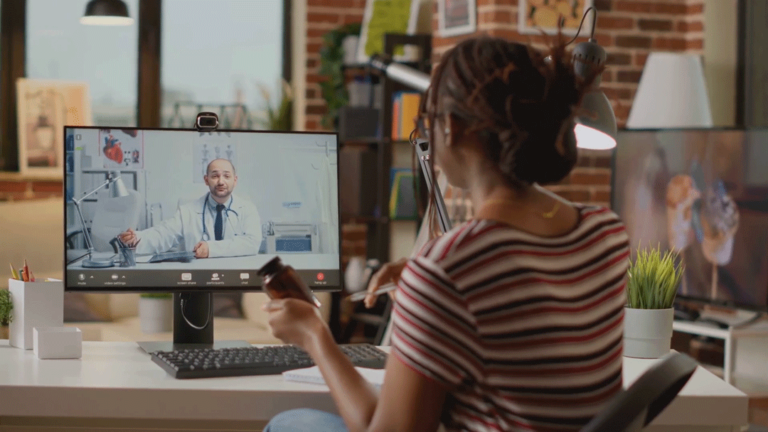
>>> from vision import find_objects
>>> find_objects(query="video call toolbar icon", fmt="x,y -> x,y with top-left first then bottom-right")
181,273 -> 192,281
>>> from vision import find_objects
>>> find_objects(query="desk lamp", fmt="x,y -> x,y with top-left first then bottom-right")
569,7 -> 617,150
626,52 -> 713,128
80,0 -> 134,26
71,171 -> 130,268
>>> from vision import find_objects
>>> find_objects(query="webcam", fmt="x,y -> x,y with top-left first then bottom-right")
195,112 -> 219,132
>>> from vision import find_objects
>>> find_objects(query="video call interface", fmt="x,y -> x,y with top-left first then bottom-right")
64,127 -> 340,291
613,130 -> 768,309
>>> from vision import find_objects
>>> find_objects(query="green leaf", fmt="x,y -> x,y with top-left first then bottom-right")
626,245 -> 683,309
0,289 -> 13,326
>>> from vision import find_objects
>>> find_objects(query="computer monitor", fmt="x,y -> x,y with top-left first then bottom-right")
64,126 -> 340,350
612,129 -> 768,312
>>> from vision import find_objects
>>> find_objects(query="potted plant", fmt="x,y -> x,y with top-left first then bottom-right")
0,289 -> 12,340
256,79 -> 294,131
624,246 -> 684,359
139,293 -> 173,334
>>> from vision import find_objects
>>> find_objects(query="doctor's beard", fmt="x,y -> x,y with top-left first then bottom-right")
211,186 -> 232,201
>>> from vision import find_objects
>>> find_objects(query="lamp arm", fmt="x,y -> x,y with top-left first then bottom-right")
72,199 -> 94,254
70,174 -> 120,256
72,176 -> 115,205
369,55 -> 431,93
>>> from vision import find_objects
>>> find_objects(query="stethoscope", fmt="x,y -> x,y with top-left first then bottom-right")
200,194 -> 240,242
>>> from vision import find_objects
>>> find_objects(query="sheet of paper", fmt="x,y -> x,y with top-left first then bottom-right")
283,366 -> 385,388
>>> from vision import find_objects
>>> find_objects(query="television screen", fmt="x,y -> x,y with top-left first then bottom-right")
612,129 -> 768,311
64,127 -> 340,292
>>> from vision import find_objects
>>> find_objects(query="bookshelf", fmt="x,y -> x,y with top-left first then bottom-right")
332,34 -> 432,343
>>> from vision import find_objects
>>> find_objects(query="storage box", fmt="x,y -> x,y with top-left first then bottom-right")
34,327 -> 82,359
8,279 -> 64,350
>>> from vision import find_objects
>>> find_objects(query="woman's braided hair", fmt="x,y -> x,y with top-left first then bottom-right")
423,35 -> 598,187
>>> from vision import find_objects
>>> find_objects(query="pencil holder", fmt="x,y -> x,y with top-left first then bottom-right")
8,279 -> 64,350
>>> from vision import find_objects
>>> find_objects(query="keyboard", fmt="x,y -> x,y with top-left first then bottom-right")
149,251 -> 196,263
151,344 -> 388,379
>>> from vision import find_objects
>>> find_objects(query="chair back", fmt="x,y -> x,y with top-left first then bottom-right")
580,352 -> 699,432
90,189 -> 142,252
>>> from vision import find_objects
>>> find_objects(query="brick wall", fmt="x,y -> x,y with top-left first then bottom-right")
304,0 -> 368,131
433,0 -> 705,206
301,0 -> 706,262
305,0 -> 369,264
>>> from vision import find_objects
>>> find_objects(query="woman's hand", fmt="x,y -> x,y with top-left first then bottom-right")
364,258 -> 408,308
263,299 -> 329,350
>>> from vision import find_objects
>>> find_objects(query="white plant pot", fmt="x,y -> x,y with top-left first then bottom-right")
139,298 -> 173,334
624,308 -> 674,359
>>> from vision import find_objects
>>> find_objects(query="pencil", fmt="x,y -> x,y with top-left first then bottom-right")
9,263 -> 19,280
348,282 -> 397,302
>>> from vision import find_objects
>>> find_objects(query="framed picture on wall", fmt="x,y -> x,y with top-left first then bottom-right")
16,78 -> 92,177
357,0 -> 430,63
518,0 -> 594,36
437,0 -> 477,37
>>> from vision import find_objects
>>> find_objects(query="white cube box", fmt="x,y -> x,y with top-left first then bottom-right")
34,327 -> 82,359
8,279 -> 64,350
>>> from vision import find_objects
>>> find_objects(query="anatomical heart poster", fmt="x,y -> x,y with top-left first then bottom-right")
99,129 -> 144,170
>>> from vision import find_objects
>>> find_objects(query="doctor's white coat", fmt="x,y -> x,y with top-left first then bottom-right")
134,193 -> 262,258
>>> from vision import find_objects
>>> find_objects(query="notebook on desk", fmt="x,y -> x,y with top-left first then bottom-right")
283,366 -> 385,388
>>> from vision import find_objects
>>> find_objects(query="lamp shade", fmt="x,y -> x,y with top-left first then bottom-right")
627,52 -> 712,128
572,39 -> 618,150
575,90 -> 618,150
109,173 -> 130,198
80,0 -> 134,26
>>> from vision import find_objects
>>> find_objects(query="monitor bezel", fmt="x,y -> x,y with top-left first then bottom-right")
611,126 -> 768,312
63,125 -> 343,294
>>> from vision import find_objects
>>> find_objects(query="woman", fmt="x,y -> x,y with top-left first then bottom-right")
263,36 -> 630,432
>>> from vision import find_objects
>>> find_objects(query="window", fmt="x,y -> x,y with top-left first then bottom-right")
161,0 -> 284,129
26,0 -> 139,126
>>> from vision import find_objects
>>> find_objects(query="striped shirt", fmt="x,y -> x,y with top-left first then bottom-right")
391,205 -> 630,432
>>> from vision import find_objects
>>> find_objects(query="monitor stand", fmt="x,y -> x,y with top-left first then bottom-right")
137,292 -> 251,354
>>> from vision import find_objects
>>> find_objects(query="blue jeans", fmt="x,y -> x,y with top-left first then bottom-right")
264,408 -> 348,432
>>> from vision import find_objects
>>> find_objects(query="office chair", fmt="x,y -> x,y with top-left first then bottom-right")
66,189 -> 142,263
580,352 -> 699,432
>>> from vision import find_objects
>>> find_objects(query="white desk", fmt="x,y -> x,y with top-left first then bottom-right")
0,341 -> 748,432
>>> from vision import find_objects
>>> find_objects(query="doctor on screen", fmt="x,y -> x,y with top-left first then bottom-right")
119,159 -> 262,258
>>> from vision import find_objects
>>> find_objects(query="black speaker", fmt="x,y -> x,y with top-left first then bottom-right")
339,107 -> 380,142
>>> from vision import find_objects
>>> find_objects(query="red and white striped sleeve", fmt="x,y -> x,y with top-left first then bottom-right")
390,255 -> 482,390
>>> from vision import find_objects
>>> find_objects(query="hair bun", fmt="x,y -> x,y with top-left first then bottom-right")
496,116 -> 577,186
507,121 -> 577,185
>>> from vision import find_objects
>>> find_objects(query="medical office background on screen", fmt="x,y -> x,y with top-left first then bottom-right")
64,127 -> 341,292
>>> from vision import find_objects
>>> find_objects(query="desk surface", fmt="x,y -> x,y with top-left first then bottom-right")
0,341 -> 748,427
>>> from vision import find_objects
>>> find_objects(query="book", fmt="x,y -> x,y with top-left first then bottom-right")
399,93 -> 421,140
283,366 -> 386,388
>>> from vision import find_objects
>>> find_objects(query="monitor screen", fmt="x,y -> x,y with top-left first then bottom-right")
64,127 -> 340,292
612,129 -> 768,311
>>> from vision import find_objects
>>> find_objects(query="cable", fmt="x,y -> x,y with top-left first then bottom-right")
566,7 -> 597,46
180,293 -> 212,330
